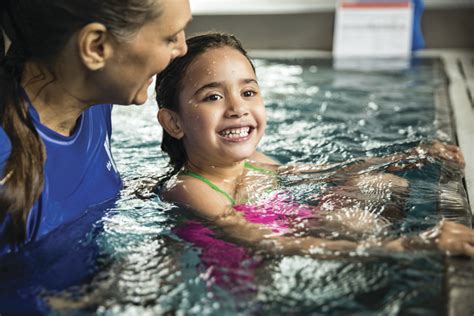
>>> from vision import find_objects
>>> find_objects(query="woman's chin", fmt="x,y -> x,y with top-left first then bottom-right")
132,95 -> 148,105
130,87 -> 151,105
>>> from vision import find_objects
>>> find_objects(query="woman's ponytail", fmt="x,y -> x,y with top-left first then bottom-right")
0,4 -> 45,245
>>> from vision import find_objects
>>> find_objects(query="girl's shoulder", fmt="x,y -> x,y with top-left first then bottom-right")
161,174 -> 233,220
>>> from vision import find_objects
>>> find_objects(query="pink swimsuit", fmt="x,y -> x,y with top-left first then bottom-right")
173,163 -> 317,290
233,191 -> 314,235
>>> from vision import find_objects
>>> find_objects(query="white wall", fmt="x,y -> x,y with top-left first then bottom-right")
190,0 -> 474,15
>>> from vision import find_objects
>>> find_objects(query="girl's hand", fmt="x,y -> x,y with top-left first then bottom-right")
402,220 -> 474,256
417,141 -> 465,169
435,220 -> 474,256
384,220 -> 474,256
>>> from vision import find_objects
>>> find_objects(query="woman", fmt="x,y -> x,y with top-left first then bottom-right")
0,0 -> 192,254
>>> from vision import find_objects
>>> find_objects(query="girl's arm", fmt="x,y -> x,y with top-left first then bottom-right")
163,177 -> 474,257
212,208 -> 358,255
383,220 -> 474,256
277,141 -> 465,176
216,211 -> 474,257
163,177 -> 357,256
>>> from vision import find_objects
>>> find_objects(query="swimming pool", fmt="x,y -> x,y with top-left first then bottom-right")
0,55 -> 472,315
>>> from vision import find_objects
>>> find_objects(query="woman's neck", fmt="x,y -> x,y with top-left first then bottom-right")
21,62 -> 90,136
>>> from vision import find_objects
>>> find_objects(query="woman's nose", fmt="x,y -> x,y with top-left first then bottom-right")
171,32 -> 188,59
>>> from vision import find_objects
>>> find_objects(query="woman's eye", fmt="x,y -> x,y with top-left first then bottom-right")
243,90 -> 257,97
167,36 -> 178,43
204,94 -> 222,102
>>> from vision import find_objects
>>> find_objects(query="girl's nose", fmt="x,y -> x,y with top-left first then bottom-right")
225,95 -> 249,118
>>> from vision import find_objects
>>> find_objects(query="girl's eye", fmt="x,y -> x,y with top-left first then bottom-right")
243,90 -> 257,97
204,94 -> 222,102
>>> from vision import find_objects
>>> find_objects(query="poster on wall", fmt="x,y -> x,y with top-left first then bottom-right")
333,0 -> 414,65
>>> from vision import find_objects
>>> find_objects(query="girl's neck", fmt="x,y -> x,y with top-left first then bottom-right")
185,159 -> 246,183
21,61 -> 90,137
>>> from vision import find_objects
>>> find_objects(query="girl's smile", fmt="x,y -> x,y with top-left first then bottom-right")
218,125 -> 255,142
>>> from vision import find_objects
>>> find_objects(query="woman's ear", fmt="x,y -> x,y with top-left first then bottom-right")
158,108 -> 184,139
77,23 -> 112,71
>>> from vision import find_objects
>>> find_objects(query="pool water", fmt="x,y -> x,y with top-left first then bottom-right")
0,58 -> 470,315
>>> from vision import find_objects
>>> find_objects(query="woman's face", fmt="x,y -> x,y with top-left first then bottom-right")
176,46 -> 267,167
99,0 -> 191,105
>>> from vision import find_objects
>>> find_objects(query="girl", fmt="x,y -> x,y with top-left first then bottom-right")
155,33 -> 473,257
0,0 -> 191,254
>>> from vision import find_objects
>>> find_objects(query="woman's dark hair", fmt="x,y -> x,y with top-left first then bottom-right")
0,0 -> 162,245
155,32 -> 256,184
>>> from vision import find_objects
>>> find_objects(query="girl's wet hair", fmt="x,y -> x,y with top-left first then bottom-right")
0,0 -> 162,245
155,32 -> 256,185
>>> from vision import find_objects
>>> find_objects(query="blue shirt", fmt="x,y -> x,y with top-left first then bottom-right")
0,103 -> 123,255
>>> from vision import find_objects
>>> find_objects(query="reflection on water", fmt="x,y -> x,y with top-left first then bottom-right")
1,58 -> 470,315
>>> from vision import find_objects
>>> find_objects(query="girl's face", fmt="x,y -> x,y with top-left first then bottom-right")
97,0 -> 191,105
177,46 -> 266,167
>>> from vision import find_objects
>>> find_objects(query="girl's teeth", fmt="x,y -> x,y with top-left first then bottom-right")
221,127 -> 250,138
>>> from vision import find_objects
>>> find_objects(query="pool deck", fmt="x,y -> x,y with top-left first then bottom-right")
428,49 -> 474,316
424,50 -> 474,217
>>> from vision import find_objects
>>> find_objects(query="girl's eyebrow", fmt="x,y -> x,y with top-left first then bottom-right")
193,79 -> 259,97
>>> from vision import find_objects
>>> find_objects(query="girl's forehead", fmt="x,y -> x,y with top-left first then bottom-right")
187,47 -> 253,76
197,47 -> 243,65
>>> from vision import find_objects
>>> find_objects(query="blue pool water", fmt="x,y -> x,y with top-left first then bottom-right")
0,58 -> 470,315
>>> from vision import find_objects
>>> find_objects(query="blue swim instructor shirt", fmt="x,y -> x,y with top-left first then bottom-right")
0,102 -> 123,255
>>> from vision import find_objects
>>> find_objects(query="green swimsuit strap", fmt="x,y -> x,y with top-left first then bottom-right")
181,171 -> 236,205
243,161 -> 275,175
181,162 -> 273,205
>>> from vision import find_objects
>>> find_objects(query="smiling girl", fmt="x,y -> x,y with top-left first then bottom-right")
155,32 -> 474,257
